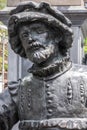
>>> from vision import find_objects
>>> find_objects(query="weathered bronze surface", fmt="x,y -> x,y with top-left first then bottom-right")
0,1 -> 87,130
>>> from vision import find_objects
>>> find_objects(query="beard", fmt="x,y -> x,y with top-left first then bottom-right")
26,42 -> 55,64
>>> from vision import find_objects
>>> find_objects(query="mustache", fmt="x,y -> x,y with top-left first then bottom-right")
27,41 -> 45,50
32,46 -> 54,63
26,41 -> 55,64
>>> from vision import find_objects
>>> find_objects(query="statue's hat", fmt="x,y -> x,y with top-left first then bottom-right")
8,1 -> 73,58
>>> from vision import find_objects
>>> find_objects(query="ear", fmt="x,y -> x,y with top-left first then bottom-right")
54,36 -> 62,44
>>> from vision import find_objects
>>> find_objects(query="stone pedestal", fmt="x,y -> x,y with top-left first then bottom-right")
70,27 -> 83,64
7,0 -> 82,6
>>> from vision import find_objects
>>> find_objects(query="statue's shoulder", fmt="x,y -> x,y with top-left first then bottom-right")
69,63 -> 87,83
8,80 -> 20,103
21,73 -> 33,86
71,64 -> 87,77
8,74 -> 33,103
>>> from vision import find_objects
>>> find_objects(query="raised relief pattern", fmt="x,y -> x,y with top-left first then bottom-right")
67,79 -> 73,104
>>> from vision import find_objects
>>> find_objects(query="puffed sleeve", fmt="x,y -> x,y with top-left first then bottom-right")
0,81 -> 19,130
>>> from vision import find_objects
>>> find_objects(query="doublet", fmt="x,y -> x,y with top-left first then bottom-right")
9,64 -> 87,130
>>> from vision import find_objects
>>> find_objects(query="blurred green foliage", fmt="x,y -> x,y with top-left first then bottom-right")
84,37 -> 87,54
4,63 -> 8,71
84,46 -> 87,54
0,50 -> 8,72
84,37 -> 87,46
0,0 -> 7,10
0,57 -> 2,72
0,22 -> 8,72
0,2 -> 8,73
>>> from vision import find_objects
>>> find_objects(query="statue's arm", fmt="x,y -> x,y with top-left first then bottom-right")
0,82 -> 19,130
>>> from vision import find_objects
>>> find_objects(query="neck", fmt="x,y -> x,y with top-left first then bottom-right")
28,55 -> 72,80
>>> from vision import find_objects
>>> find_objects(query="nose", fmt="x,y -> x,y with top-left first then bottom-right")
29,34 -> 33,43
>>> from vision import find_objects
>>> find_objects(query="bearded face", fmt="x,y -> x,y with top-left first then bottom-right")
19,22 -> 60,64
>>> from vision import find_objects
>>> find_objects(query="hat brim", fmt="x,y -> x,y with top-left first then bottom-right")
8,11 -> 73,58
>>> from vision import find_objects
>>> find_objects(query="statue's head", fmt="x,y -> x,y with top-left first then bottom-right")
8,1 -> 73,65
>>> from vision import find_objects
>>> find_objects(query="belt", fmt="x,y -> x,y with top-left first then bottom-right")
19,118 -> 87,130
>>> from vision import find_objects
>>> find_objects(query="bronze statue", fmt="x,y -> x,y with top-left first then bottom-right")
0,1 -> 87,130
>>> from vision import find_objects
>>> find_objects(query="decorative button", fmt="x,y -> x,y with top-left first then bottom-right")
28,89 -> 31,92
46,91 -> 51,96
47,100 -> 52,104
48,109 -> 53,113
28,103 -> 31,107
46,84 -> 50,88
28,103 -> 31,110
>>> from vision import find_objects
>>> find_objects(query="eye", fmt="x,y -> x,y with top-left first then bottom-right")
37,29 -> 43,34
22,33 -> 28,38
37,29 -> 46,34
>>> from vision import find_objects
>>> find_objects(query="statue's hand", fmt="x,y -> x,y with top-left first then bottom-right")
0,105 -> 9,130
0,106 -> 18,130
0,116 -> 8,130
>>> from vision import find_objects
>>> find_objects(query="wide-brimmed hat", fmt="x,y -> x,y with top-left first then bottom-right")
8,1 -> 73,58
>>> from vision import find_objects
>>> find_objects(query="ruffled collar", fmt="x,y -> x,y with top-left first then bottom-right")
28,56 -> 72,81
